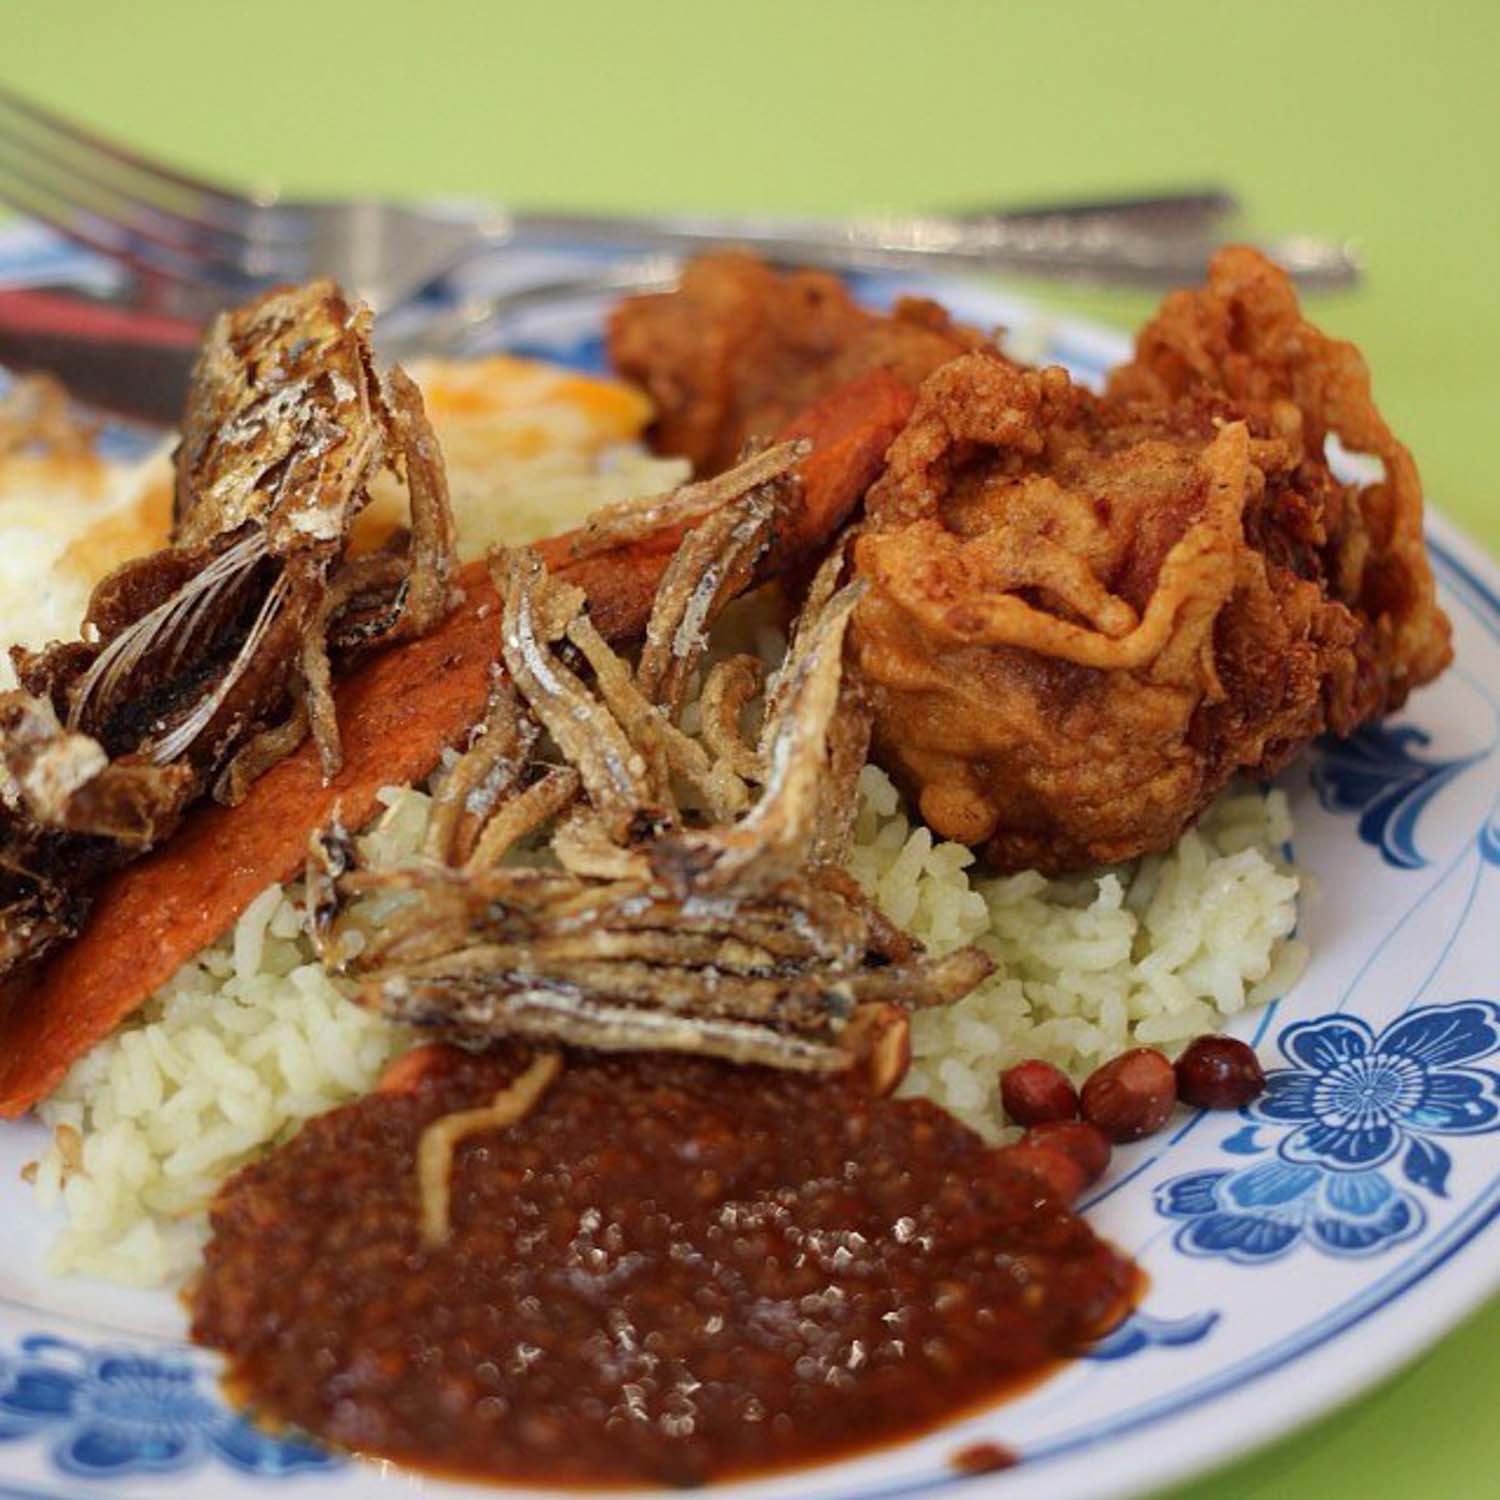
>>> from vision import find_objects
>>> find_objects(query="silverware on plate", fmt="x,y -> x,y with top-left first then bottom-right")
0,83 -> 1364,422
0,83 -> 1360,313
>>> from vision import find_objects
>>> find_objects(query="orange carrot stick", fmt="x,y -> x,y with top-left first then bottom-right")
0,370 -> 914,1117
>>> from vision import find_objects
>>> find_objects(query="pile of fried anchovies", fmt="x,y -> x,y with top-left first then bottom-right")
317,487 -> 992,1074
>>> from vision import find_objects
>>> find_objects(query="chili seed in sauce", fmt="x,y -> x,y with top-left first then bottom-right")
191,1047 -> 1136,1488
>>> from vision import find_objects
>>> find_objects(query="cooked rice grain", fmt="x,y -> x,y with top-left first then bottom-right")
849,771 -> 1304,1138
30,764 -> 1302,1283
28,789 -> 433,1285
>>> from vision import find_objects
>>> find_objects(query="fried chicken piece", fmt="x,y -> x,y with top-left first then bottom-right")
850,248 -> 1452,873
1108,245 -> 1451,696
608,251 -> 984,474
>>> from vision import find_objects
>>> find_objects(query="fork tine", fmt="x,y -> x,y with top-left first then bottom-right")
0,99 -> 312,269
0,83 -> 267,228
0,150 -> 282,287
0,86 -> 322,269
0,154 -> 267,297
0,99 -> 324,289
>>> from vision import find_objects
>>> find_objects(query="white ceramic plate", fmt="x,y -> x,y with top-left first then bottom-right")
1,232 -> 1497,1500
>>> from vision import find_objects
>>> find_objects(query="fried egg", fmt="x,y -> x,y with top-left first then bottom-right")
1,355 -> 684,688
358,355 -> 681,561
0,443 -> 173,689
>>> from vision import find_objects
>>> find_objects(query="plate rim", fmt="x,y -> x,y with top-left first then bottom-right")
0,233 -> 1496,1500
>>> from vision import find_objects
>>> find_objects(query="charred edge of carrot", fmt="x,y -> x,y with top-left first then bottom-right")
0,369 -> 915,1118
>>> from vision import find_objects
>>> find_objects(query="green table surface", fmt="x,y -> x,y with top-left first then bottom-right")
3,3 -> 1497,1495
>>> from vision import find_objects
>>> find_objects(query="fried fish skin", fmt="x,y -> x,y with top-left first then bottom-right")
0,280 -> 456,981
607,251 -> 982,475
850,248 -> 1452,873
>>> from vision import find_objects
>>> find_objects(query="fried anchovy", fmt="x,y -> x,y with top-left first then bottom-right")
497,549 -> 658,843
649,578 -> 865,896
423,675 -> 539,867
561,439 -> 808,562
699,654 -> 766,781
635,487 -> 780,719
339,486 -> 991,1074
381,977 -> 851,1074
465,767 -> 582,873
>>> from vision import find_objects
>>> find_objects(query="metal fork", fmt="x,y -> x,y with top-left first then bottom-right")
0,84 -> 1362,319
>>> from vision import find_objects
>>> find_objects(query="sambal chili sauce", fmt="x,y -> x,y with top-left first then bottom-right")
190,1047 -> 1136,1487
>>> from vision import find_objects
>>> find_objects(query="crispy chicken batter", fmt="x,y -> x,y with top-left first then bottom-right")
850,247 -> 1453,872
608,251 -> 983,474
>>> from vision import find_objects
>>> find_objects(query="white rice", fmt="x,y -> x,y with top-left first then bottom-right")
857,773 -> 1306,1138
15,367 -> 1304,1284
30,763 -> 1302,1284
28,787 -> 433,1286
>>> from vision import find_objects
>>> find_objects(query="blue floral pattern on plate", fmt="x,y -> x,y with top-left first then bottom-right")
1480,810 -> 1500,866
1156,1001 -> 1500,1263
1311,724 -> 1479,870
2,226 -> 1500,1500
1085,1310 -> 1220,1361
1255,1004 -> 1500,1180
0,1336 -> 338,1480
1156,1159 -> 1426,1264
